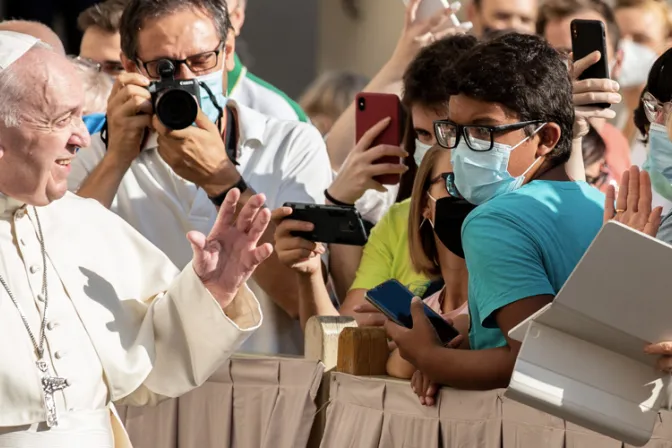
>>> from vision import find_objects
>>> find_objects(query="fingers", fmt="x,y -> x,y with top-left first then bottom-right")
626,166 -> 640,214
646,342 -> 672,355
421,375 -> 433,406
604,184 -> 616,222
615,169 -> 629,212
194,108 -> 219,131
186,230 -> 207,254
447,334 -> 464,348
415,6 -> 452,35
573,78 -> 620,95
270,206 -> 293,224
211,188 -> 241,232
368,162 -> 409,177
573,91 -> 621,108
364,144 -> 409,163
637,169 -> 653,221
279,248 -> 323,264
235,192 -> 266,233
353,302 -> 380,313
384,319 -> 406,340
645,206 -> 664,237
276,218 -> 314,238
409,296 -> 427,322
110,72 -> 150,98
109,84 -> 152,111
246,207 -> 271,246
575,106 -> 617,121
250,242 -> 274,266
572,51 -> 601,79
354,117 -> 391,153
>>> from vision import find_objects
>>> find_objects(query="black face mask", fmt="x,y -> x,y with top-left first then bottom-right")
432,197 -> 477,259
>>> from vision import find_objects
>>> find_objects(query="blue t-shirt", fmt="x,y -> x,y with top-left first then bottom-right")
462,180 -> 605,350
83,113 -> 106,135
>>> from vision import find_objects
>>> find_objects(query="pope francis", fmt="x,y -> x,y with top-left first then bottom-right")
0,31 -> 271,447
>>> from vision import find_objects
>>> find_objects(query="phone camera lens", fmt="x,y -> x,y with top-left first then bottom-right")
358,98 -> 366,111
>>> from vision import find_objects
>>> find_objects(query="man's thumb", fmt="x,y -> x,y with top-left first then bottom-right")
410,297 -> 426,320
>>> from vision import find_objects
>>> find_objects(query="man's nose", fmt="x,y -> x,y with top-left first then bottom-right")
175,62 -> 196,80
69,120 -> 91,150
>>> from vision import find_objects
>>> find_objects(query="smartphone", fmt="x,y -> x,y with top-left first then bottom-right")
365,279 -> 461,345
283,202 -> 368,246
571,19 -> 611,108
355,92 -> 405,185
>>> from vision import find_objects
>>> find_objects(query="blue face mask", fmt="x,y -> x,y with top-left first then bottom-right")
644,123 -> 672,201
196,69 -> 227,126
414,139 -> 433,167
450,124 -> 545,205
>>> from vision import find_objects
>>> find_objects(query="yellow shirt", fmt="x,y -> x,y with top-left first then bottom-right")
350,199 -> 431,297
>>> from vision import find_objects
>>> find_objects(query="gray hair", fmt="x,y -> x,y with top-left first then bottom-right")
69,58 -> 114,115
0,41 -> 53,128
120,0 -> 233,61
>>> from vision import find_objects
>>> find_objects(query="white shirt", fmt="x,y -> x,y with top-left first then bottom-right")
355,185 -> 400,225
69,101 -> 333,355
228,54 -> 308,123
0,193 -> 261,447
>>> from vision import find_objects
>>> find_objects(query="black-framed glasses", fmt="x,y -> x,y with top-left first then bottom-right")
433,119 -> 545,152
138,41 -> 225,79
73,55 -> 124,76
430,172 -> 461,198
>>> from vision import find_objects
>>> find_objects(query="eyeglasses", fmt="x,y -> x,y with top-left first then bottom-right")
138,42 -> 225,79
642,92 -> 672,126
429,172 -> 461,198
73,56 -> 124,76
433,119 -> 545,152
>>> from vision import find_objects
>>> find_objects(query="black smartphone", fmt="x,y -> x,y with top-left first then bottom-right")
571,19 -> 611,108
283,202 -> 368,246
365,279 -> 461,346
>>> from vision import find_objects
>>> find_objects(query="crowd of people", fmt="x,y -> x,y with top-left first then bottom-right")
3,0 -> 672,444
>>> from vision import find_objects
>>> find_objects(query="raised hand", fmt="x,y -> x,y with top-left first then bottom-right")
570,51 -> 621,139
411,370 -> 440,406
604,166 -> 663,237
189,189 -> 273,308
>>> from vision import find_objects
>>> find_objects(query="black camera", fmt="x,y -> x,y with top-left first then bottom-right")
357,96 -> 366,111
148,59 -> 201,130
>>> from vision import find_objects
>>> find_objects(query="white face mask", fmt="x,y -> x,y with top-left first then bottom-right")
618,39 -> 658,88
414,139 -> 433,167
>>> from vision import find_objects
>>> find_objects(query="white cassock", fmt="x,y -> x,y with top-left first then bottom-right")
0,192 -> 262,447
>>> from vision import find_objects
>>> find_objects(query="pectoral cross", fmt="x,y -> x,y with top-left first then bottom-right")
36,360 -> 69,428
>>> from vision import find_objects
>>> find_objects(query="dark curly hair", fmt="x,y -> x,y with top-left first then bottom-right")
120,0 -> 232,61
396,34 -> 479,202
447,33 -> 575,166
634,48 -> 672,140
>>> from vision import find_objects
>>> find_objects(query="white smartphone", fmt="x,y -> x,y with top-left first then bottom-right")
403,0 -> 460,26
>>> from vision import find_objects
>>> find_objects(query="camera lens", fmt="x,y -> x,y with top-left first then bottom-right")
155,89 -> 199,130
358,98 -> 366,111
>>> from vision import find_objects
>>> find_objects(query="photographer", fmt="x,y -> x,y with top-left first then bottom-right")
68,0 -> 333,355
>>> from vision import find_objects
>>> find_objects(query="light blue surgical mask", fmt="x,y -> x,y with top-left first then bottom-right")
450,124 -> 545,205
414,139 -> 433,167
644,123 -> 672,201
196,69 -> 227,125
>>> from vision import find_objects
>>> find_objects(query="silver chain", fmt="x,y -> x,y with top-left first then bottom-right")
0,207 -> 49,359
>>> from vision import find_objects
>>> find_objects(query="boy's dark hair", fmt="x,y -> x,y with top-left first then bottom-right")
447,33 -> 575,166
396,34 -> 479,202
120,0 -> 232,61
582,124 -> 606,166
634,48 -> 672,139
78,0 -> 129,33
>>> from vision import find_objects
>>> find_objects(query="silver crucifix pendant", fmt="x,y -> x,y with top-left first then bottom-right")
36,360 -> 69,428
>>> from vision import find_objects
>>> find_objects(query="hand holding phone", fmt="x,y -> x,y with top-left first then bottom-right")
282,202 -> 368,246
570,19 -> 611,109
365,279 -> 461,345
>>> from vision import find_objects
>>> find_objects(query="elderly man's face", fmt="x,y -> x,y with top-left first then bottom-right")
0,50 -> 91,206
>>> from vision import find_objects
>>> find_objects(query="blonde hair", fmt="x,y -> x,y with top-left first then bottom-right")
407,146 -> 446,279
69,59 -> 114,115
616,0 -> 672,38
299,70 -> 369,121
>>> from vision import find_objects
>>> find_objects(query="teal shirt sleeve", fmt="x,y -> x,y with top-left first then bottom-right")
462,210 -> 555,329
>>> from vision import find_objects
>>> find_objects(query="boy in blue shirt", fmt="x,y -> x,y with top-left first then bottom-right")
384,33 -> 606,393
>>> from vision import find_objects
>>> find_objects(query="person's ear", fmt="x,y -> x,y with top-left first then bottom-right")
229,5 -> 246,36
535,123 -> 562,158
224,30 -> 236,72
121,53 -> 137,74
422,194 -> 433,221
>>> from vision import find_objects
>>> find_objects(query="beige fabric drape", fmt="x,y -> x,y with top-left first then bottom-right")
321,373 -> 672,448
117,356 -> 324,448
